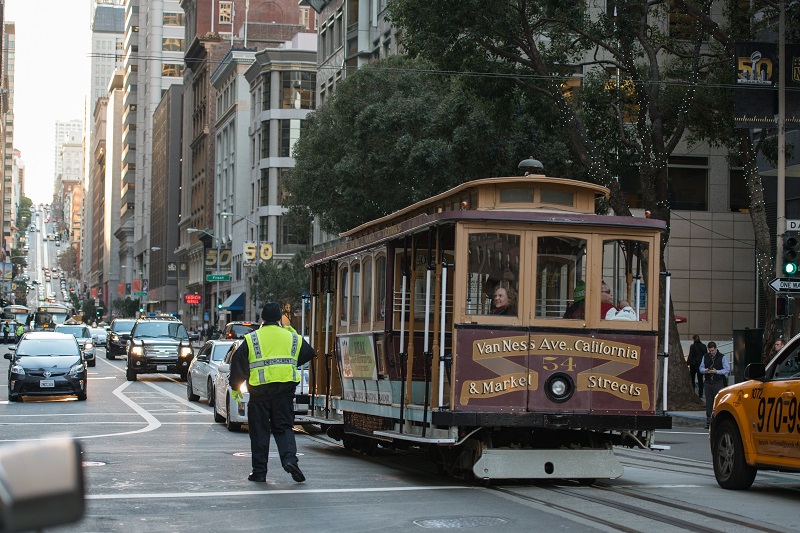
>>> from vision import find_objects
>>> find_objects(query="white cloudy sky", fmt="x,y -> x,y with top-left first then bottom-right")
7,0 -> 90,204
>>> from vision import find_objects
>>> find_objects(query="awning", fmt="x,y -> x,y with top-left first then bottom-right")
221,292 -> 245,311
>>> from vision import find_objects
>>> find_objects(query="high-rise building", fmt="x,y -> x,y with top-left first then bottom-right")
54,119 -> 82,180
89,2 -> 125,108
2,20 -> 15,252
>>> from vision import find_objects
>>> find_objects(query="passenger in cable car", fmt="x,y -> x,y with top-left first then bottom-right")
490,284 -> 517,315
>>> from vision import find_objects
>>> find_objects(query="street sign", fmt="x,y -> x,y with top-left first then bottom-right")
133,291 -> 148,297
787,220 -> 800,231
206,274 -> 231,282
768,277 -> 800,293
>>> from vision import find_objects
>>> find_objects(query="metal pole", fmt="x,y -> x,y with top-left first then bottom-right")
662,273 -> 671,413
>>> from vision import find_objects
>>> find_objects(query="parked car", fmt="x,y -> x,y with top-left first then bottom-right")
186,340 -> 236,406
711,332 -> 800,489
4,332 -> 88,401
53,324 -> 96,367
106,318 -> 137,359
89,327 -> 107,345
125,316 -> 194,381
213,341 -> 310,432
219,321 -> 257,340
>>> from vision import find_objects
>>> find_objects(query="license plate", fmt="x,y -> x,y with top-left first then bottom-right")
156,365 -> 168,371
39,379 -> 55,388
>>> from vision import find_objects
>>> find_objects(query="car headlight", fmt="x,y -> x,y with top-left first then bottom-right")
544,373 -> 575,403
68,363 -> 84,376
10,364 -> 25,376
239,382 -> 248,393
180,346 -> 193,357
130,345 -> 144,356
110,333 -> 119,341
84,342 -> 94,350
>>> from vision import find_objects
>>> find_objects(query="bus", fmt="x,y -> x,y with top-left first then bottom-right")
3,305 -> 30,326
301,164 -> 671,481
32,303 -> 72,331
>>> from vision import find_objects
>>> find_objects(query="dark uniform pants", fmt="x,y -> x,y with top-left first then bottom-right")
247,387 -> 298,476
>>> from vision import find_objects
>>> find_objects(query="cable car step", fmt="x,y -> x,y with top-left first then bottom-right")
295,415 -> 343,425
372,430 -> 456,444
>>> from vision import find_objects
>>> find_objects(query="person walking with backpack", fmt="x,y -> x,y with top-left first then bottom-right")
700,341 -> 730,429
687,335 -> 707,398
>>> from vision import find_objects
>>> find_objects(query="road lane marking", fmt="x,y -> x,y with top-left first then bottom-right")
143,381 -> 210,414
87,486 -> 472,500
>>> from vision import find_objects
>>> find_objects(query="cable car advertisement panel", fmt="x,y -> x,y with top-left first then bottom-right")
454,329 -> 658,414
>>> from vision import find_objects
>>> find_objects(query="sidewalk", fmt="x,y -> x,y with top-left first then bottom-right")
666,410 -> 707,428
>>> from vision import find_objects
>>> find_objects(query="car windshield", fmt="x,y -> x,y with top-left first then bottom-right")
134,322 -> 188,339
17,339 -> 79,356
773,344 -> 800,380
212,343 -> 232,361
113,321 -> 136,334
56,326 -> 91,338
231,324 -> 256,336
90,328 -> 105,336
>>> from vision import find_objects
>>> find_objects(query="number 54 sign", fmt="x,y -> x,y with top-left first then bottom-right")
244,241 -> 273,264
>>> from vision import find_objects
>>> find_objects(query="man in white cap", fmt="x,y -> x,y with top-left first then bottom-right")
229,301 -> 316,483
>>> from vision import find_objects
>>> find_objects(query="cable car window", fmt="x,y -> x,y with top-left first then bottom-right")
540,189 -> 574,207
350,262 -> 360,326
601,239 -> 649,321
536,236 -> 587,318
499,187 -> 534,203
339,266 -> 349,327
465,233 -> 520,316
376,255 -> 387,321
362,257 -> 373,323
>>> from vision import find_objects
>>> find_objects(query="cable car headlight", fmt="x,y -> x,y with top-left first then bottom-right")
544,373 -> 574,403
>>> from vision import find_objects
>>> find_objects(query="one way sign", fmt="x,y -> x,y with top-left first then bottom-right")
769,277 -> 800,293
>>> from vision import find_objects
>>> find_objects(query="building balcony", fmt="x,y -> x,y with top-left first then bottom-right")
122,104 -> 137,126
120,200 -> 135,225
121,145 -> 135,166
122,123 -> 137,147
121,175 -> 136,195
123,86 -> 137,109
123,43 -> 138,67
123,69 -> 137,88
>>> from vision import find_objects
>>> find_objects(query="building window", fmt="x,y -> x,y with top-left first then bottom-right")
259,216 -> 269,243
730,168 -> 749,213
163,12 -> 185,26
219,1 -> 233,24
260,121 -> 270,159
262,73 -> 271,110
162,63 -> 184,77
300,6 -> 311,29
259,169 -> 269,206
162,38 -> 185,52
669,156 -> 708,211
278,216 -> 309,255
278,119 -> 303,157
280,71 -> 316,110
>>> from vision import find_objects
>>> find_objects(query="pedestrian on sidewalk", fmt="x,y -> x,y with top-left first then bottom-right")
700,341 -> 730,429
687,335 -> 707,398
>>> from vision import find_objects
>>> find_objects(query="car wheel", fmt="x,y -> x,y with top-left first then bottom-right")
106,349 -> 115,360
186,376 -> 199,401
76,392 -> 87,401
126,363 -> 137,381
88,359 -> 96,367
226,396 -> 242,432
8,392 -> 21,402
207,379 -> 215,407
713,419 -> 757,490
179,371 -> 188,382
213,402 -> 225,423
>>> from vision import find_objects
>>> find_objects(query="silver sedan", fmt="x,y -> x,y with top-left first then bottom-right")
186,340 -> 235,405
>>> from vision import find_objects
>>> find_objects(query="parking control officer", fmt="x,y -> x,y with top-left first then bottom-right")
229,302 -> 315,483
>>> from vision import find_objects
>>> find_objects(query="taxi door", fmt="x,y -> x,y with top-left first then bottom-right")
744,353 -> 800,463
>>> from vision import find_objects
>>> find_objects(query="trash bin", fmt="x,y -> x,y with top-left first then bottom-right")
732,328 -> 763,384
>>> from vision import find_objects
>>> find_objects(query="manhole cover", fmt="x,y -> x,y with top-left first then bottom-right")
82,461 -> 106,466
413,517 -> 510,529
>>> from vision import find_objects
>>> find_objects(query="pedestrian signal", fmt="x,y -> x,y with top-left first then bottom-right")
776,294 -> 795,318
782,233 -> 800,275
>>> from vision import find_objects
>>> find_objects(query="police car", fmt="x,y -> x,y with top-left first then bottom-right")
711,333 -> 800,489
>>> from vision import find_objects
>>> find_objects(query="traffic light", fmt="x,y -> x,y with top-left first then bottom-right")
782,233 -> 800,275
776,294 -> 795,318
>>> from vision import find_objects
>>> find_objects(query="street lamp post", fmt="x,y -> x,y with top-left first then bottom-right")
188,227 -> 220,328
219,212 -> 259,321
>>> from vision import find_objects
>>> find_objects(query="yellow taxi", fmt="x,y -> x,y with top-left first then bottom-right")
710,337 -> 800,489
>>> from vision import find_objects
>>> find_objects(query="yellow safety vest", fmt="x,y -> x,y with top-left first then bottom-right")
244,326 -> 301,385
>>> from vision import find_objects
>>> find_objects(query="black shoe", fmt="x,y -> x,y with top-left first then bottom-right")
284,463 -> 305,483
248,472 -> 266,482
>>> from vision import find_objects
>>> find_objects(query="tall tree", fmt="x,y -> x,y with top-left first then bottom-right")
250,253 -> 311,321
287,56 -> 571,234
